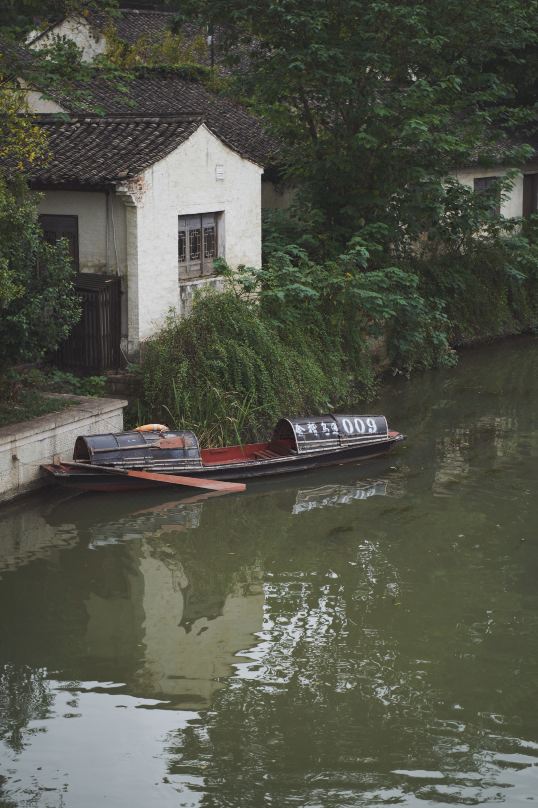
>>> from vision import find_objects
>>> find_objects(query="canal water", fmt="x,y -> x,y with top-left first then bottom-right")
0,338 -> 537,807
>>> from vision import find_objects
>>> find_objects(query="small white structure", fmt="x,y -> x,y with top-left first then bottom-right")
13,13 -> 276,365
453,167 -> 532,219
28,114 -> 264,358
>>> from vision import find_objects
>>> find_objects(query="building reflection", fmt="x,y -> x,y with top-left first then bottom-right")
83,535 -> 264,708
0,474 -> 396,720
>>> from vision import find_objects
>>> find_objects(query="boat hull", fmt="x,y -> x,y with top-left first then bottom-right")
42,434 -> 405,493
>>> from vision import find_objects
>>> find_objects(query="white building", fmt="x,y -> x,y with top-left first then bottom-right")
453,163 -> 538,219
18,65 -> 276,364
2,10 -> 277,366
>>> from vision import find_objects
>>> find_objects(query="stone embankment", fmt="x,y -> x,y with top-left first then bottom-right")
0,395 -> 126,504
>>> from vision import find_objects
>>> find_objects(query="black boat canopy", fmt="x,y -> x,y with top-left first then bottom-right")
271,414 -> 389,454
74,430 -> 202,470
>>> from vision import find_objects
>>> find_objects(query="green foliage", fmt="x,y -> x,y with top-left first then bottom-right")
405,178 -> 538,343
179,0 -> 538,251
141,291 -> 376,445
221,225 -> 455,374
0,366 -> 105,426
0,367 -> 79,427
37,368 -> 107,397
0,1 -> 118,37
0,82 -> 46,170
0,178 -> 81,371
103,27 -> 211,74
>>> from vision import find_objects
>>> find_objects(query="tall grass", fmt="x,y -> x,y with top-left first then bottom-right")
163,380 -> 261,447
139,290 -> 375,446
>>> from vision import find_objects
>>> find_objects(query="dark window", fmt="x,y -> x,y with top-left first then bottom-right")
473,176 -> 501,215
523,173 -> 538,217
38,214 -> 79,269
178,213 -> 219,279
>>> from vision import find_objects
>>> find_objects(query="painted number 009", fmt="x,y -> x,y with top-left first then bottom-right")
342,417 -> 377,435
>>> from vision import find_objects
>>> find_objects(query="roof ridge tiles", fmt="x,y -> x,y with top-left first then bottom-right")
33,113 -> 203,123
114,8 -> 177,16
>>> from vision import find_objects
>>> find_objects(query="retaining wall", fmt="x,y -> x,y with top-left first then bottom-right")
0,395 -> 127,504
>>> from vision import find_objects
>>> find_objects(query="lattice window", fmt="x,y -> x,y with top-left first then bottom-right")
178,229 -> 186,263
203,224 -> 216,259
178,213 -> 220,279
189,227 -> 202,261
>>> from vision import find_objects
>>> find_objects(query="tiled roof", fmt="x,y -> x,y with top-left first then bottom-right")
24,116 -> 201,187
29,8 -> 246,75
0,35 -> 36,74
89,10 -> 238,73
90,8 -> 177,45
46,70 -> 278,166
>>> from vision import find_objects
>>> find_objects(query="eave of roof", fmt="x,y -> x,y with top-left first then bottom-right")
18,115 -> 203,187
36,69 -> 278,167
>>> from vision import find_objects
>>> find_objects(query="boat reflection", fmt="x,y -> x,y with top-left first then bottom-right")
87,497 -> 204,548
292,479 -> 389,514
45,476 -> 398,548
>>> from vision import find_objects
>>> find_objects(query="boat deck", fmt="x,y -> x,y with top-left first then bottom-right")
200,431 -> 399,467
201,440 -> 294,466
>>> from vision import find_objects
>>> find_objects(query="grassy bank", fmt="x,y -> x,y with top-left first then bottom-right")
139,291 -> 376,445
0,391 -> 78,427
0,369 -> 105,428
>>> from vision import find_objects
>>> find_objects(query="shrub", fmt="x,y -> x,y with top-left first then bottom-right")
141,291 -> 375,444
0,178 -> 81,372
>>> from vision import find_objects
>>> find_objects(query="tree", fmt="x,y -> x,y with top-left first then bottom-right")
0,2 -> 125,379
0,0 -> 117,37
176,0 -> 538,254
0,177 -> 81,371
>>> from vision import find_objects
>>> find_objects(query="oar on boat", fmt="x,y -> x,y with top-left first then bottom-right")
122,468 -> 245,493
57,460 -> 246,494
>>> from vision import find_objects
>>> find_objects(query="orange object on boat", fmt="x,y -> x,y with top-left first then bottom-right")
135,423 -> 169,432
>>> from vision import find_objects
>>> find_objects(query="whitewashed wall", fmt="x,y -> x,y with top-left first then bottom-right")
34,126 -> 263,355
27,17 -> 106,62
24,87 -> 65,114
453,168 -> 524,219
37,190 -> 127,274
128,124 -> 263,345
37,190 -> 129,347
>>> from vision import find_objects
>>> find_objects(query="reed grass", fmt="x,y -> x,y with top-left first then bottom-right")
139,290 -> 375,446
163,380 -> 261,447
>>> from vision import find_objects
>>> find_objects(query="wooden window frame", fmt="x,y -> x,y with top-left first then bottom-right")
178,213 -> 220,281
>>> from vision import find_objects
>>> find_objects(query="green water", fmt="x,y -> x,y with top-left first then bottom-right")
1,338 -> 538,807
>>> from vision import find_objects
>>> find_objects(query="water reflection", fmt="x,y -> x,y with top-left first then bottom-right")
292,479 -> 392,513
0,337 -> 538,806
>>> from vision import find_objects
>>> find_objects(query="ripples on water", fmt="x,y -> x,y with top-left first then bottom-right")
0,338 -> 537,807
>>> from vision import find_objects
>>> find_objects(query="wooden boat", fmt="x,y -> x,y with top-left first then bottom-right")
41,414 -> 405,493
